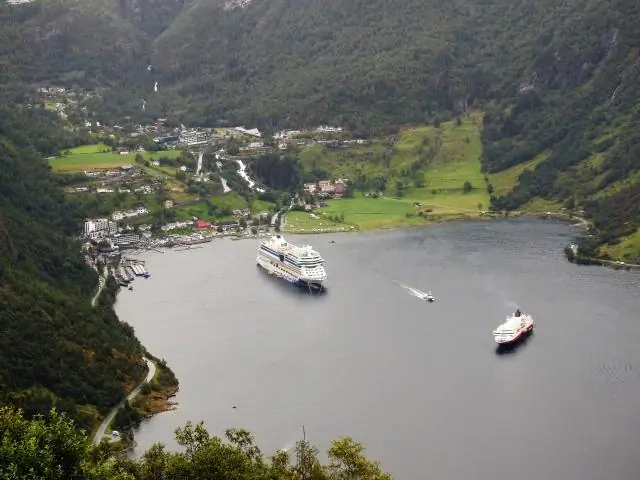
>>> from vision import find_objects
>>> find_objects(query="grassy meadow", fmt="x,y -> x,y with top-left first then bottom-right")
599,230 -> 640,264
49,144 -> 182,172
171,192 -> 275,222
288,114 -> 490,232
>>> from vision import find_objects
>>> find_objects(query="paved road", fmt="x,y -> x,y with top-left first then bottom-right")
596,258 -> 640,270
90,273 -> 107,307
92,357 -> 157,445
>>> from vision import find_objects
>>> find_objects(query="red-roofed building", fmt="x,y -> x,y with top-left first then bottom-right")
194,219 -> 212,229
334,185 -> 348,197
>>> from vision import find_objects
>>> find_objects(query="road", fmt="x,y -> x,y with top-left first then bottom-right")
90,273 -> 107,307
92,357 -> 157,445
593,257 -> 640,270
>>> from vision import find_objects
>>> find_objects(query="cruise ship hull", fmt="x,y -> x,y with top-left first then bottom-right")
494,323 -> 534,345
256,254 -> 325,290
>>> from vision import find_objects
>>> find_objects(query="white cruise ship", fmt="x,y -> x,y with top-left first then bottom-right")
256,235 -> 327,289
493,309 -> 534,345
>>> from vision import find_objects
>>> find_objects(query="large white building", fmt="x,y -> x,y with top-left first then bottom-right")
83,218 -> 118,240
179,130 -> 211,147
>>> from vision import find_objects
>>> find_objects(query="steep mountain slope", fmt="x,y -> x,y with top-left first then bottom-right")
1,0 -> 638,257
0,0 -> 184,87
0,102 -> 150,430
146,0 -> 637,127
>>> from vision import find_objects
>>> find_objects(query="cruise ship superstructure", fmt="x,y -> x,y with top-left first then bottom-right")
257,235 -> 327,289
493,309 -> 534,345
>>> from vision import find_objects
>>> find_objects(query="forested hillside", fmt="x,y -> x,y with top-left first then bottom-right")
0,0 -> 183,92
0,102 -> 150,430
0,0 -> 638,257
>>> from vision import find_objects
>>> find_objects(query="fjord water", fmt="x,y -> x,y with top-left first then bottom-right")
116,219 -> 640,480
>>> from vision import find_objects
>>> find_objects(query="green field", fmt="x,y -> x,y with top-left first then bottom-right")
49,144 -> 183,172
289,115 -> 490,232
299,142 -> 390,179
599,230 -> 640,264
284,193 -> 486,233
251,199 -> 277,213
283,211 -> 352,233
173,192 -> 249,221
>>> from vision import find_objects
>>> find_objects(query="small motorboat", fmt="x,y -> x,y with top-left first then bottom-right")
424,290 -> 434,302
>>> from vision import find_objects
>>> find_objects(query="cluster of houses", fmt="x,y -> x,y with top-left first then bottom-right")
83,164 -> 137,179
72,184 -> 157,195
82,219 -> 148,248
302,179 -> 349,197
111,207 -> 149,221
150,122 -> 355,153
83,207 -> 149,237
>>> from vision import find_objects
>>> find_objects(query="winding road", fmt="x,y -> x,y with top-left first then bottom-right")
91,267 -> 107,307
90,273 -> 106,307
92,357 -> 157,445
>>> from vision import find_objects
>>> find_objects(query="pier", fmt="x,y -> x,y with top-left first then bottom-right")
115,258 -> 151,285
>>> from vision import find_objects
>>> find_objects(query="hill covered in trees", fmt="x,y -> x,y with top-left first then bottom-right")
0,101 -> 163,431
1,0 -> 638,256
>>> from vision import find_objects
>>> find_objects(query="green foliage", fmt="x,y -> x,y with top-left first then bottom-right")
249,152 -> 303,190
0,407 -> 103,480
0,103 -> 147,430
0,407 -> 392,480
2,0 -> 638,256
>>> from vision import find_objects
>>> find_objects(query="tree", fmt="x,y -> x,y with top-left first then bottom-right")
463,181 -> 473,193
394,180 -> 404,198
0,408 -> 392,480
325,438 -> 392,480
0,407 -> 119,480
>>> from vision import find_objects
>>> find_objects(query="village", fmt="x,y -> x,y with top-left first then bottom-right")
35,86 -> 362,251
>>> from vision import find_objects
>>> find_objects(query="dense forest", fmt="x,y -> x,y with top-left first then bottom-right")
0,102 -> 154,430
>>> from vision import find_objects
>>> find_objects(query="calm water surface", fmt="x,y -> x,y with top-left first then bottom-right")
116,219 -> 640,480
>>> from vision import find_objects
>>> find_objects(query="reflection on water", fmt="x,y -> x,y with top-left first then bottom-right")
116,219 -> 640,480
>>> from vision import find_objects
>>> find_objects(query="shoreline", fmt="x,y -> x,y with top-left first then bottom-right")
281,210 -> 634,269
282,209 -> 589,235
107,211 -> 633,449
92,357 -> 157,446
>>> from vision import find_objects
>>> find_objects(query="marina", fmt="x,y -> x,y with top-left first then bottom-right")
115,258 -> 150,285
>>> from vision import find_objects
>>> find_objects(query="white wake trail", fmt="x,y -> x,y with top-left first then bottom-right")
392,280 -> 428,299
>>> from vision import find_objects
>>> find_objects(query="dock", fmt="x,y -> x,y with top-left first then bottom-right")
121,258 -> 150,279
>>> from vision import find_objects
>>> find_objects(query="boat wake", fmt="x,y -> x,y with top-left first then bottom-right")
392,280 -> 430,300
